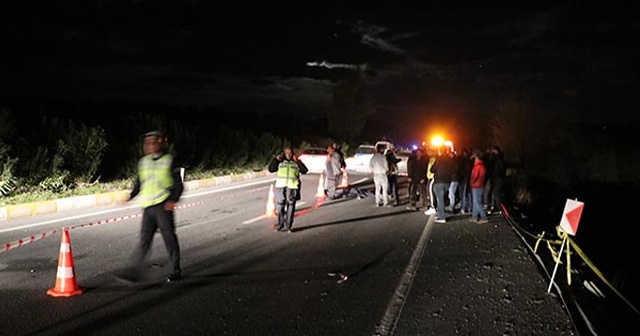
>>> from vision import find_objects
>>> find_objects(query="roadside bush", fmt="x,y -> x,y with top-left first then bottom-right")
59,124 -> 108,184
245,132 -> 285,170
0,153 -> 16,197
0,104 -> 333,206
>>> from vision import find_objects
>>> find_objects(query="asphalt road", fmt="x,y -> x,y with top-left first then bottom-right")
0,172 -> 577,336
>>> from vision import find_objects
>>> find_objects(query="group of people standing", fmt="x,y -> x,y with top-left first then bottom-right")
116,133 -> 506,283
402,144 -> 506,224
226,140 -> 506,234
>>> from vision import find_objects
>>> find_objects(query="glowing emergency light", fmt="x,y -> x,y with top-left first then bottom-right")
426,135 -> 454,154
430,136 -> 444,147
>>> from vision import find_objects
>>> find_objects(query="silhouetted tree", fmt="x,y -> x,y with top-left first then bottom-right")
328,71 -> 376,141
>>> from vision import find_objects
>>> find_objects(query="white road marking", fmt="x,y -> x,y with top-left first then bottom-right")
373,214 -> 436,336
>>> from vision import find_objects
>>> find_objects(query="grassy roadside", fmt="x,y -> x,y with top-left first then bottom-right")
0,167 -> 262,207
0,180 -> 132,207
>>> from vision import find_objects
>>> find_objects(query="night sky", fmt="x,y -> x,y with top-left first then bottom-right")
2,1 -> 639,146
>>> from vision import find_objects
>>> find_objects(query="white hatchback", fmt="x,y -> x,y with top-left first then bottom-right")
297,147 -> 328,174
353,144 -> 375,167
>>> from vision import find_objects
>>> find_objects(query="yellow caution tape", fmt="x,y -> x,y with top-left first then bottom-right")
506,214 -> 639,315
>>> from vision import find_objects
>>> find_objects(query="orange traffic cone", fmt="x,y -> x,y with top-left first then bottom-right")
340,170 -> 349,188
265,184 -> 276,217
47,227 -> 83,297
315,173 -> 326,198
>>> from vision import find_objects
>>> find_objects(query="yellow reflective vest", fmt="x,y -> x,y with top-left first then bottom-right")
427,157 -> 436,180
275,160 -> 301,189
137,154 -> 174,208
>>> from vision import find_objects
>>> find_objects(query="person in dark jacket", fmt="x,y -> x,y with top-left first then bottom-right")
446,150 -> 460,213
428,148 -> 454,223
406,148 -> 429,210
457,148 -> 473,214
487,145 -> 506,215
268,145 -> 308,232
482,147 -> 494,208
332,142 -> 346,171
385,147 -> 402,206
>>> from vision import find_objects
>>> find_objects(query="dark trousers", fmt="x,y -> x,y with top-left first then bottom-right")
490,177 -> 504,211
388,174 -> 399,203
434,182 -> 450,220
408,181 -> 427,207
131,202 -> 181,275
275,187 -> 299,230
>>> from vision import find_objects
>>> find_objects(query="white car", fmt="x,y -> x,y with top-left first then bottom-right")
375,140 -> 394,153
395,149 -> 412,176
297,147 -> 328,174
353,144 -> 375,167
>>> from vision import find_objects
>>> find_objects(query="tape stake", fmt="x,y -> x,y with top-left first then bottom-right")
547,235 -> 568,293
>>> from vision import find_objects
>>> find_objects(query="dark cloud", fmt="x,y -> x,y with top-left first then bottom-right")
1,1 -> 639,144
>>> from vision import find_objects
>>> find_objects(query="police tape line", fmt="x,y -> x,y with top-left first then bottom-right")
3,228 -> 60,253
1,214 -> 143,254
0,200 -> 206,254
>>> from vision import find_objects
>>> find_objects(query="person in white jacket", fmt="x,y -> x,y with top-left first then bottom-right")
369,144 -> 390,207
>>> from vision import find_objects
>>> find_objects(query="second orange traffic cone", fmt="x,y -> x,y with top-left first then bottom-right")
265,184 -> 276,217
47,227 -> 83,297
315,173 -> 326,198
340,170 -> 349,188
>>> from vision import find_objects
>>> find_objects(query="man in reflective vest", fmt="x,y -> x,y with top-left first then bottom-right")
267,145 -> 309,232
119,131 -> 184,283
